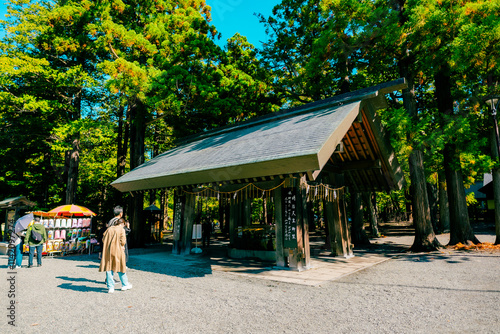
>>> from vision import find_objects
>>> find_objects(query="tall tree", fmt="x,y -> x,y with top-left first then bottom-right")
260,0 -> 441,250
449,0 -> 500,244
396,0 -> 442,251
406,0 -> 500,245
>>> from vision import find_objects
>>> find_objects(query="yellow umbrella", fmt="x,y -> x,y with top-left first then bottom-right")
48,204 -> 96,217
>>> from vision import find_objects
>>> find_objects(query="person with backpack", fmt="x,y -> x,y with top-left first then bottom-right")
26,217 -> 48,268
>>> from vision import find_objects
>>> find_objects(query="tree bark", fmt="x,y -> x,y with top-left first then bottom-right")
437,169 -> 450,233
435,68 -> 479,245
400,68 -> 440,250
489,127 -> 500,244
128,100 -> 147,248
427,182 -> 438,232
443,145 -> 480,245
363,192 -> 379,237
116,105 -> 127,178
409,150 -> 442,251
350,192 -> 370,245
65,138 -> 80,204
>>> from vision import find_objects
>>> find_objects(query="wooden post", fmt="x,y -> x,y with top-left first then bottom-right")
172,193 -> 184,254
243,197 -> 252,226
280,177 -> 311,271
339,188 -> 353,257
323,174 -> 342,256
274,184 -> 286,267
293,184 -> 304,271
299,179 -> 311,269
323,173 -> 352,257
181,192 -> 196,255
229,198 -> 238,247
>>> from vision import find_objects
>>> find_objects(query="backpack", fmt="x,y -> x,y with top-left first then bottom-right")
31,229 -> 43,242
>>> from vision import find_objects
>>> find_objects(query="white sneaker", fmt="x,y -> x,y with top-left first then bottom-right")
108,288 -> 114,294
15,266 -> 21,269
121,283 -> 133,291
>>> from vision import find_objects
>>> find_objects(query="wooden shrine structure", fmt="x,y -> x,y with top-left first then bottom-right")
111,79 -> 407,270
0,196 -> 36,242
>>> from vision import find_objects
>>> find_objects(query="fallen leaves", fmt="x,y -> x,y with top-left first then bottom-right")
450,242 -> 500,252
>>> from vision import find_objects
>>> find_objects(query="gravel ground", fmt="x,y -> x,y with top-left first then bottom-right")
1,227 -> 500,334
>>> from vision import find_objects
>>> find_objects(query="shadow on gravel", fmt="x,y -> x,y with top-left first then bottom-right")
125,255 -> 213,279
57,282 -> 106,293
56,276 -> 102,284
336,280 -> 500,294
76,264 -> 99,269
396,252 -> 500,264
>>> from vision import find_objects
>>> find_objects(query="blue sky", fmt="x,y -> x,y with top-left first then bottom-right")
207,0 -> 279,48
0,1 -> 280,48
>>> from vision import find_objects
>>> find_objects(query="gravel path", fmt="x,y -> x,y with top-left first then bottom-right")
2,226 -> 500,334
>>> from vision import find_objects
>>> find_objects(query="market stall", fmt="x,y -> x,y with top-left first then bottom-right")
24,204 -> 96,256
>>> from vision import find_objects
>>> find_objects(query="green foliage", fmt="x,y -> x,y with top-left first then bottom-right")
1,0 -> 499,225
0,0 -> 282,216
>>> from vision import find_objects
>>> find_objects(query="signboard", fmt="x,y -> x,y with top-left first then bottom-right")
173,194 -> 185,241
192,224 -> 202,239
282,187 -> 298,248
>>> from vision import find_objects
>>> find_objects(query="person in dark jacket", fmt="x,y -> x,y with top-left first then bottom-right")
202,217 -> 213,248
26,218 -> 48,268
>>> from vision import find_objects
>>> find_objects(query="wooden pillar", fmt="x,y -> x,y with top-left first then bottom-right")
243,197 -> 252,226
339,188 -> 353,257
274,184 -> 286,267
351,191 -> 370,245
298,179 -> 311,269
280,178 -> 310,271
229,198 -> 238,247
180,192 -> 196,255
323,173 -> 352,257
129,192 -> 145,248
218,199 -> 224,232
172,193 -> 184,254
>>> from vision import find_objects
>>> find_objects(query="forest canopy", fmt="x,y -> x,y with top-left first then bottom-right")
1,0 -> 499,248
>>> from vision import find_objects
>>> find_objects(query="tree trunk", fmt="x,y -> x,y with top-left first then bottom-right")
400,68 -> 440,250
116,105 -> 127,178
409,150 -> 442,251
437,169 -> 450,233
396,0 -> 438,247
435,68 -> 479,245
128,101 -> 147,248
351,192 -> 370,245
490,125 -> 500,244
443,145 -> 480,245
363,192 -> 379,237
427,182 -> 438,232
65,138 -> 80,204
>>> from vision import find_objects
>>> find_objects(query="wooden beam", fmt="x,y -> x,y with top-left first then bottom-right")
322,159 -> 381,173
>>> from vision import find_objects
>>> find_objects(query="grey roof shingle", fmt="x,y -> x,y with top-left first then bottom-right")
111,79 -> 407,192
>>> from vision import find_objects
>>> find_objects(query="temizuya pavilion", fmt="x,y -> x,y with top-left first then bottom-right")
111,79 -> 407,271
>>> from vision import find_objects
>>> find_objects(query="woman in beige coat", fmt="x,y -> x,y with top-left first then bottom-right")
99,218 -> 132,293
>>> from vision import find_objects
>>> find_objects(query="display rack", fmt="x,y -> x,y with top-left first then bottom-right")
24,215 -> 94,256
